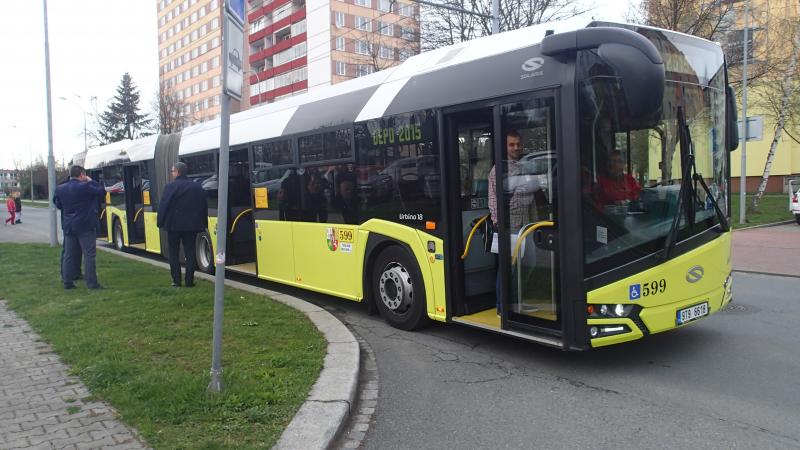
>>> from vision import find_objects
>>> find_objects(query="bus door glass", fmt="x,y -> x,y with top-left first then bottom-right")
449,108 -> 497,315
123,165 -> 145,244
497,95 -> 559,329
228,148 -> 255,266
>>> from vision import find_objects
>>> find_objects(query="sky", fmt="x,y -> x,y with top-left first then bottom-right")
0,0 -> 636,170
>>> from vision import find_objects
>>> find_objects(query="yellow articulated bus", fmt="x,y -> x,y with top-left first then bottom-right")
82,19 -> 738,350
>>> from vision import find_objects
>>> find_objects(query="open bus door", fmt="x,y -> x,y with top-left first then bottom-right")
445,91 -> 563,347
123,165 -> 146,249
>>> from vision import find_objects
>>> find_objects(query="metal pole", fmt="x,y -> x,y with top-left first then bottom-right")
739,0 -> 749,225
43,0 -> 58,246
209,15 -> 232,394
491,0 -> 500,34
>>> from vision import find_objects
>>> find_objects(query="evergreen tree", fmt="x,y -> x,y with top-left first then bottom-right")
98,73 -> 153,143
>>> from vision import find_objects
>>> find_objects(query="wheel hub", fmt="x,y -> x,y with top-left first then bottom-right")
379,263 -> 413,312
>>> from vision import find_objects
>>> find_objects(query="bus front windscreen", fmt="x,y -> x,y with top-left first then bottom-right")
578,29 -> 728,277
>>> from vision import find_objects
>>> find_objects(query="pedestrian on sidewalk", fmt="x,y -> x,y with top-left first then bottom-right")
54,165 -> 106,290
157,161 -> 208,287
4,193 -> 16,225
13,191 -> 22,223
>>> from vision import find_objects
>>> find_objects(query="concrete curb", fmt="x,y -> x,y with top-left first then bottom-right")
96,245 -> 359,450
733,219 -> 795,231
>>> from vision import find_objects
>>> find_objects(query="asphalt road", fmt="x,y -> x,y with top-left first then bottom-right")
4,208 -> 799,449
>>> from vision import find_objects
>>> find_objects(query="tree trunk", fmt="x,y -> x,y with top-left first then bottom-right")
750,24 -> 800,212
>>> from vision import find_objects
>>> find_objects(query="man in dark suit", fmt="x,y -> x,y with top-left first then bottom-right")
54,165 -> 107,290
157,161 -> 208,287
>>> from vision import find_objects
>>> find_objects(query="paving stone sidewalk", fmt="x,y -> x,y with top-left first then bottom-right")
0,300 -> 149,450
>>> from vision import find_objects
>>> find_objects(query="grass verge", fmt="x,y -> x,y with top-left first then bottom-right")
0,244 -> 326,449
730,193 -> 793,229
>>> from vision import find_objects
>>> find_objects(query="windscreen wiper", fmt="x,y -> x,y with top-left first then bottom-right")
661,108 -> 730,260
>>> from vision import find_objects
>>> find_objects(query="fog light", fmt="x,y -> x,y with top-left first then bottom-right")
601,326 -> 625,334
599,305 -> 609,316
589,326 -> 599,338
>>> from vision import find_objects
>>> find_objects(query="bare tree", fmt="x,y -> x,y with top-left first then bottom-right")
750,19 -> 800,212
358,22 -> 420,73
155,80 -> 192,134
421,0 -> 590,51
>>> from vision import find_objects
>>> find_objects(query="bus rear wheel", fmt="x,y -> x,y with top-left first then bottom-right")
795,214 -> 800,225
113,219 -> 125,251
372,246 -> 428,331
196,231 -> 214,274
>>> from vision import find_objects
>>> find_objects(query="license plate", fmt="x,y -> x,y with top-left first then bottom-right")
676,302 -> 709,325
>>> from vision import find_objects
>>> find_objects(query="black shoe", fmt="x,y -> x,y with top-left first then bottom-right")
185,279 -> 195,287
171,282 -> 181,287
87,284 -> 104,290
64,283 -> 76,290
15,220 -> 21,224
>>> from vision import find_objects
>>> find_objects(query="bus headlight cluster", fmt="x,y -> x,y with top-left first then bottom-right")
587,304 -> 633,318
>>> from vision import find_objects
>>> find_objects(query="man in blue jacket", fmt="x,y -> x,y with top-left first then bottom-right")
54,165 -> 106,290
157,161 -> 208,287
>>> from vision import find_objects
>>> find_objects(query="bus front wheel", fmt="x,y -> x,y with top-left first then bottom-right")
113,219 -> 125,251
372,246 -> 428,331
196,231 -> 215,274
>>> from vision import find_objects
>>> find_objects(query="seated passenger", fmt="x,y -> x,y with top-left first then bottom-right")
595,151 -> 641,205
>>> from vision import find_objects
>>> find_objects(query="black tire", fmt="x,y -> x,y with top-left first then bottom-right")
196,231 -> 215,274
372,245 -> 429,331
113,219 -> 125,251
795,214 -> 800,225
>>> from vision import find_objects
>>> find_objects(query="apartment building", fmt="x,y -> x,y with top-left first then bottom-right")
156,0 -> 420,123
1,169 -> 19,194
246,0 -> 420,106
157,0 -> 225,125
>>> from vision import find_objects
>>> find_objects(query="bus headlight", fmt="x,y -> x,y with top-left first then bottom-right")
588,304 -> 633,318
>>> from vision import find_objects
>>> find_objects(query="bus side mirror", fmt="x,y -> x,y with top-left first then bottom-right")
726,85 -> 739,152
596,42 -> 665,130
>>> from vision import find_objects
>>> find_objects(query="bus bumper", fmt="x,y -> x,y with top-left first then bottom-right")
589,281 -> 732,348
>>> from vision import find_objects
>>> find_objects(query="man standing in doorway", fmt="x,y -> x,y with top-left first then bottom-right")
157,162 -> 208,287
488,130 -> 538,315
54,165 -> 106,289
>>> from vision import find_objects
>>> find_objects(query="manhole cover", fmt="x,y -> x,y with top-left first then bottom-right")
723,304 -> 748,312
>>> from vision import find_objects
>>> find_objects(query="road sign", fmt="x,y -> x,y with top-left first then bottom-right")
226,0 -> 245,26
224,16 -> 244,100
738,115 -> 763,141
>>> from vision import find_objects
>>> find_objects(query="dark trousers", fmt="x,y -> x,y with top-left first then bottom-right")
168,230 -> 198,285
63,231 -> 99,288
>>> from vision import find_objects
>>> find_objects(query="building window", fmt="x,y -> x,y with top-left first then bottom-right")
398,49 -> 411,61
402,26 -> 415,40
354,0 -> 369,6
378,0 -> 391,12
335,61 -> 347,75
211,55 -> 219,68
355,16 -> 371,32
379,45 -> 393,59
356,40 -> 370,55
356,64 -> 373,77
335,36 -> 346,51
398,2 -> 415,16
335,12 -> 346,27
379,21 -> 393,36
291,19 -> 307,35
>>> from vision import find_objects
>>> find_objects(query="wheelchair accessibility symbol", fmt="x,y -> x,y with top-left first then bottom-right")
629,284 -> 641,301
